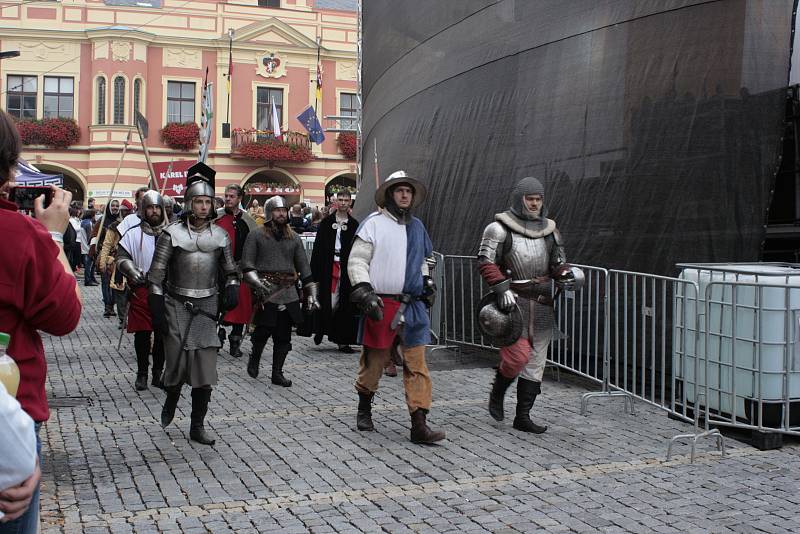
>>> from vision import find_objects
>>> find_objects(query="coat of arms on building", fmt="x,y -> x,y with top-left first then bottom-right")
257,52 -> 286,79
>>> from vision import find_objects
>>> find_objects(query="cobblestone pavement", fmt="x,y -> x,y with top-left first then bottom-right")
38,286 -> 800,533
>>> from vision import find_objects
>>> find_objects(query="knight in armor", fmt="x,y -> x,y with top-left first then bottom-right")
215,184 -> 257,358
478,177 -> 583,433
348,171 -> 444,444
241,196 -> 320,386
115,191 -> 167,391
148,162 -> 240,445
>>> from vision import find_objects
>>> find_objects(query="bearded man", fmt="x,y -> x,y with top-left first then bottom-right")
148,162 -> 240,445
478,177 -> 581,433
241,196 -> 320,387
115,191 -> 167,391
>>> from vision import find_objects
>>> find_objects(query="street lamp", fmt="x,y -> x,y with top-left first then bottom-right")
0,51 -> 20,60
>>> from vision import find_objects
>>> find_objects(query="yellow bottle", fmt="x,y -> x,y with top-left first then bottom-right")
0,332 -> 20,397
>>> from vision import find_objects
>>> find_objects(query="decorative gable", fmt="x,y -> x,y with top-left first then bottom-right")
233,17 -> 320,50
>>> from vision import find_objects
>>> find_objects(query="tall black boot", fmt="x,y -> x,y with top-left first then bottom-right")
134,332 -> 150,391
410,409 -> 445,444
228,334 -> 243,358
271,344 -> 292,387
151,332 -> 165,389
356,392 -> 375,431
248,340 -> 266,379
512,378 -> 547,434
488,370 -> 515,421
189,388 -> 215,445
161,385 -> 181,428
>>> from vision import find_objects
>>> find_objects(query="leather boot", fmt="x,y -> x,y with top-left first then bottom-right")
151,368 -> 164,390
103,305 -> 112,318
189,388 -> 215,445
488,370 -> 515,421
356,392 -> 375,431
229,334 -> 243,358
410,409 -> 445,444
134,333 -> 150,391
247,340 -> 266,379
512,378 -> 547,434
271,345 -> 292,387
161,385 -> 181,428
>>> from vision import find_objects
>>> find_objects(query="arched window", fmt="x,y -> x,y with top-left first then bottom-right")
96,77 -> 106,125
113,76 -> 125,125
133,78 -> 142,117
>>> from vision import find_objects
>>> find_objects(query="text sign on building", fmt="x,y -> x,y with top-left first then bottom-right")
152,160 -> 195,198
89,189 -> 132,199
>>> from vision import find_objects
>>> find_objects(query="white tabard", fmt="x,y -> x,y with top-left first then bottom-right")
355,211 -> 407,295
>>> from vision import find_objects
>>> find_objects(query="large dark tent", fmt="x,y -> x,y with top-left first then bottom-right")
359,0 -> 797,275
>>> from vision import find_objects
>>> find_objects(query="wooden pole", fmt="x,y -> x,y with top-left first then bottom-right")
97,130 -> 132,231
135,121 -> 159,191
373,138 -> 380,190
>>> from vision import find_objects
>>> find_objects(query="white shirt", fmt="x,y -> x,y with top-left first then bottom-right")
70,217 -> 89,254
0,382 -> 36,494
116,213 -> 141,237
119,224 -> 157,274
355,211 -> 407,294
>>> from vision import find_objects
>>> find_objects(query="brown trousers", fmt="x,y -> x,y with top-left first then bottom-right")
355,343 -> 431,413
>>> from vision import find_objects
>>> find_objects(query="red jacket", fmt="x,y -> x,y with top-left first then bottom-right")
0,198 -> 81,422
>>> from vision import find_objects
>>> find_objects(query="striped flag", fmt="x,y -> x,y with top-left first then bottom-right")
271,96 -> 282,139
198,69 -> 214,163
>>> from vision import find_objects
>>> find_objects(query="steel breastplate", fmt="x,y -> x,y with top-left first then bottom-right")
166,247 -> 221,298
502,232 -> 549,281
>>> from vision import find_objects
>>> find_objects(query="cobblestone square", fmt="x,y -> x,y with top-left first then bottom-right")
38,288 -> 800,533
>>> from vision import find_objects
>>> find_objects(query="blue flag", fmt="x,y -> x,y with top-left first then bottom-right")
297,105 -> 325,144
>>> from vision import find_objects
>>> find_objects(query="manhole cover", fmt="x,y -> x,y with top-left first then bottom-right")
48,396 -> 92,409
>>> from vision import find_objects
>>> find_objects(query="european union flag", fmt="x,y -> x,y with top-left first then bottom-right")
297,106 -> 326,145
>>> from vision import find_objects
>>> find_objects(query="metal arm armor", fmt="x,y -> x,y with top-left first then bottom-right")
548,228 -> 567,271
115,247 -> 145,286
220,240 -> 239,287
477,221 -> 508,263
147,232 -> 174,296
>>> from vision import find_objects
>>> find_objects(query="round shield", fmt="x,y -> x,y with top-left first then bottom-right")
476,293 -> 523,347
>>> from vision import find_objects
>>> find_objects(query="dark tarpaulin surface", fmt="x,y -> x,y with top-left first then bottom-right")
360,0 -> 795,275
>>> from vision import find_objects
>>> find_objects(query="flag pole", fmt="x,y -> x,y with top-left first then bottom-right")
314,35 -> 322,114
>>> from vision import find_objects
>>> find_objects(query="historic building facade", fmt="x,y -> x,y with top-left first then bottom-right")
0,0 -> 358,206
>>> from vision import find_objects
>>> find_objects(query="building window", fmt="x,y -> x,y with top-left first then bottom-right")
96,77 -> 106,125
113,76 -> 126,124
133,79 -> 142,117
258,0 -> 280,7
43,76 -> 74,119
167,81 -> 195,123
340,92 -> 358,131
256,87 -> 283,132
6,75 -> 37,119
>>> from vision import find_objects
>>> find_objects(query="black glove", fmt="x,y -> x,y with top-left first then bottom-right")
223,284 -> 240,312
148,293 -> 167,333
351,282 -> 384,321
421,275 -> 436,309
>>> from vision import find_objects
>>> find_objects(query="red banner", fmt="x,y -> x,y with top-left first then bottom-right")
151,160 -> 194,198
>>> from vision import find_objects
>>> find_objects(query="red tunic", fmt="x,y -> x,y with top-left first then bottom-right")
216,211 -> 253,324
361,298 -> 402,349
0,198 -> 82,422
126,286 -> 152,332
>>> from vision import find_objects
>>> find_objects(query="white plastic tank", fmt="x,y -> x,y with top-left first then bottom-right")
675,263 -> 800,428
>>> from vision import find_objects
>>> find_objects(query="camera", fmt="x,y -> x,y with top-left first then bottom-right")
10,186 -> 52,211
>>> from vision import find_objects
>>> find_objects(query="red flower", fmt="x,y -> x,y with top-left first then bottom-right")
237,139 -> 313,163
160,122 -> 200,150
337,132 -> 357,159
14,118 -> 80,148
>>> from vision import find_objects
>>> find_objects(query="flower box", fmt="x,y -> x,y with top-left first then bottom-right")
337,132 -> 357,159
159,122 -> 200,151
15,118 -> 80,148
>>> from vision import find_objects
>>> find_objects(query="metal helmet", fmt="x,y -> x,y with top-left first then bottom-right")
476,293 -> 523,347
183,179 -> 215,206
553,264 -> 586,292
264,195 -> 289,222
509,176 -> 547,222
374,170 -> 428,209
139,190 -> 164,216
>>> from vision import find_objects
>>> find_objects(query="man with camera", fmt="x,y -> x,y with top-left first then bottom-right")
0,109 -> 82,533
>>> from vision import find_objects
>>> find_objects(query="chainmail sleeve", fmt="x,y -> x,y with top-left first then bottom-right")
347,236 -> 374,287
293,236 -> 313,284
241,230 -> 258,273
147,232 -> 174,296
115,244 -> 142,282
